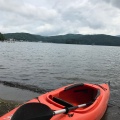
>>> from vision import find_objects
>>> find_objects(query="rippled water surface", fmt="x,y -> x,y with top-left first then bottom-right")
0,42 -> 120,119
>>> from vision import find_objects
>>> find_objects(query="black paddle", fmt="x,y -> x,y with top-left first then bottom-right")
11,102 -> 93,120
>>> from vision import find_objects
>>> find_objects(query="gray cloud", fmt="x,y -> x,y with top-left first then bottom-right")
104,0 -> 120,8
0,0 -> 120,35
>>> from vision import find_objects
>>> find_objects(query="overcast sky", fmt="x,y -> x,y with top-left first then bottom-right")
0,0 -> 120,36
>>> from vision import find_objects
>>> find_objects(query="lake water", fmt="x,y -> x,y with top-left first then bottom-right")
0,42 -> 120,119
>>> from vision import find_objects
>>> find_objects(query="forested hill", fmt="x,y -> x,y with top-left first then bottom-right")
0,33 -> 5,41
4,33 -> 44,42
4,33 -> 120,46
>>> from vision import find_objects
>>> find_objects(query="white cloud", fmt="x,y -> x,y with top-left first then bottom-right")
0,0 -> 58,21
0,0 -> 120,35
36,24 -> 53,33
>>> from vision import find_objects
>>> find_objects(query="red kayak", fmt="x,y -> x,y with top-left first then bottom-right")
0,82 -> 110,120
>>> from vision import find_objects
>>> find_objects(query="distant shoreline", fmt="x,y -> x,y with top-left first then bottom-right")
4,33 -> 120,46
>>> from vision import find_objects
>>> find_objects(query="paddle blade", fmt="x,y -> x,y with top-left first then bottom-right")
11,103 -> 53,120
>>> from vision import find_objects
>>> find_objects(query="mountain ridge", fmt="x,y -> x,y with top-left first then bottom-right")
4,32 -> 120,46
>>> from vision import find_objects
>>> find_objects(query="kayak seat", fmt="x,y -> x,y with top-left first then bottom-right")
58,84 -> 100,106
52,97 -> 74,107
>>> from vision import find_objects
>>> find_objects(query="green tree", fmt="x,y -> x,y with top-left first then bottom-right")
0,32 -> 5,41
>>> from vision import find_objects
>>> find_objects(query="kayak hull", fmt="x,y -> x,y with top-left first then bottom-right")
0,83 -> 110,120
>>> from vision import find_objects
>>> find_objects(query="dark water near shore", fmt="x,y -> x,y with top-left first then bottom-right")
0,42 -> 120,119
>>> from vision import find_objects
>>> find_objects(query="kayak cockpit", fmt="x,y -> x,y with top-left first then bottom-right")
47,83 -> 100,107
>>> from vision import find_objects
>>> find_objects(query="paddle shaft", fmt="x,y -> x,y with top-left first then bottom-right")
54,103 -> 87,115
